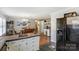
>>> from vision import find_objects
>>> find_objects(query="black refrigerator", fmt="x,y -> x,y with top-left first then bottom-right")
57,16 -> 79,51
67,16 -> 79,43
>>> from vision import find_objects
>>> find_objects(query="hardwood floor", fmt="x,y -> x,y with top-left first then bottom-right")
39,33 -> 49,47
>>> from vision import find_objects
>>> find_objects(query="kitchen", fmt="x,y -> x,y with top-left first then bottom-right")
1,7 -> 76,51
0,7 -> 52,51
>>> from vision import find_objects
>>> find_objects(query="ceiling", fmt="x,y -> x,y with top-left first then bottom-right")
0,7 -> 69,17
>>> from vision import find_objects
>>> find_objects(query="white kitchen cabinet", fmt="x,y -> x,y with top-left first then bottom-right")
6,36 -> 40,51
6,40 -> 21,51
27,36 -> 39,51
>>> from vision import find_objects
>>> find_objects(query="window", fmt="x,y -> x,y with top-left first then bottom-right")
0,17 -> 6,36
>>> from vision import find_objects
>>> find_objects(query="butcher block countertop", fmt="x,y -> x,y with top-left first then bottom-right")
0,33 -> 40,42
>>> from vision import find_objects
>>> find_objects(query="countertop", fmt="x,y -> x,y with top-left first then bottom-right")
0,33 -> 40,42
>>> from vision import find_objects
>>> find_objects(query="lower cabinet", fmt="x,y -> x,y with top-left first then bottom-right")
6,36 -> 40,51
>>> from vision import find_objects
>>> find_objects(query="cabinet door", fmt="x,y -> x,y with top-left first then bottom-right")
6,40 -> 23,51
6,39 -> 29,51
19,39 -> 30,51
33,36 -> 40,51
7,45 -> 19,51
27,36 -> 40,51
6,41 -> 20,51
26,38 -> 33,51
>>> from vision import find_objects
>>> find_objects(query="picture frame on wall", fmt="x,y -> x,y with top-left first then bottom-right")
16,19 -> 28,26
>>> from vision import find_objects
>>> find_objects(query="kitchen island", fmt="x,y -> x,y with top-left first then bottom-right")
0,34 -> 40,51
